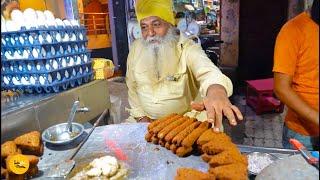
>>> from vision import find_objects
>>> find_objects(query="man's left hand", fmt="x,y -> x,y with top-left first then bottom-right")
191,84 -> 243,132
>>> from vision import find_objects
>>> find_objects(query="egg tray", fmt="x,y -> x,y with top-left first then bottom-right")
1,72 -> 93,94
1,26 -> 87,48
1,43 -> 89,61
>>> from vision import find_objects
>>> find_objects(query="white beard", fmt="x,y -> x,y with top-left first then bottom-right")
141,28 -> 180,80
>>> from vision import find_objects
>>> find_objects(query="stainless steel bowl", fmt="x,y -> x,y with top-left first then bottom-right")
42,122 -> 84,145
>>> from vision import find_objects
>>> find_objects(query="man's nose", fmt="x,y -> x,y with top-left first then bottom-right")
147,27 -> 156,37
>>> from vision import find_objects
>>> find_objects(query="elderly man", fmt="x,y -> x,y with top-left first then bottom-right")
126,0 -> 243,132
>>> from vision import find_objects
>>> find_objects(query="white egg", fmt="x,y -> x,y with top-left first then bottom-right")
56,72 -> 61,80
12,77 -> 21,85
27,63 -> 32,70
6,20 -> 18,32
63,33 -> 70,42
3,76 -> 10,85
76,57 -> 81,65
45,20 -> 56,27
70,33 -> 76,41
56,33 -> 62,42
84,55 -> 88,62
75,45 -> 79,52
67,45 -> 71,53
77,56 -> 81,63
51,46 -> 55,55
1,39 -> 6,46
44,10 -> 55,21
79,67 -> 83,74
23,8 -> 37,21
65,70 -> 69,78
63,19 -> 71,27
22,50 -> 29,59
4,51 -> 13,59
36,10 -> 46,21
32,48 -> 39,58
52,60 -> 58,69
1,19 -> 7,32
59,45 -> 64,54
69,57 -> 74,66
41,47 -> 46,57
18,64 -> 23,71
10,65 -> 14,71
21,77 -> 30,85
55,18 -> 64,27
11,10 -> 24,23
39,35 -> 44,44
30,76 -> 36,85
79,33 -> 83,40
70,19 -> 80,27
28,35 -> 34,44
37,19 -> 47,28
39,76 -> 46,85
61,58 -> 67,67
46,34 -> 53,43
36,62 -> 41,70
48,74 -> 52,83
13,51 -> 22,59
45,62 -> 51,70
72,69 -> 76,76
19,36 -> 25,44
85,67 -> 89,72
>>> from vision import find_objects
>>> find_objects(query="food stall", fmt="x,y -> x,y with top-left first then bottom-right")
1,1 -> 319,180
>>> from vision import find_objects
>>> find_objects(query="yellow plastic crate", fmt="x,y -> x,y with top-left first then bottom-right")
92,58 -> 115,79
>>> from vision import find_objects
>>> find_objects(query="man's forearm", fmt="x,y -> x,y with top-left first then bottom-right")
275,87 -> 319,125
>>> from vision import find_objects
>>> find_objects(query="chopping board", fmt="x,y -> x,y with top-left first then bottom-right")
256,154 -> 318,180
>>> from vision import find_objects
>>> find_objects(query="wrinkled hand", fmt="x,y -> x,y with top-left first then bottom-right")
137,116 -> 153,123
191,85 -> 243,132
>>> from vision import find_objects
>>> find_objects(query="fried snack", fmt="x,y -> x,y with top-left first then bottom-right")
208,163 -> 247,180
197,130 -> 231,147
157,116 -> 188,139
25,155 -> 39,166
181,121 -> 211,148
6,172 -> 25,180
175,167 -> 215,180
1,141 -> 19,158
170,144 -> 178,154
165,142 -> 171,150
151,135 -> 159,144
202,139 -> 236,155
14,131 -> 42,155
150,114 -> 182,134
26,166 -> 39,178
159,139 -> 165,147
176,146 -> 193,157
201,153 -> 214,163
145,132 -> 153,142
148,113 -> 177,130
208,150 -> 247,168
164,117 -> 196,143
172,121 -> 201,146
1,167 -> 7,179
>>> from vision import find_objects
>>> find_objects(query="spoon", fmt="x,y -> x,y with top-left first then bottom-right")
59,101 -> 80,141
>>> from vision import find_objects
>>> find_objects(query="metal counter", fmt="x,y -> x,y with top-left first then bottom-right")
1,80 -> 111,143
36,123 -> 298,180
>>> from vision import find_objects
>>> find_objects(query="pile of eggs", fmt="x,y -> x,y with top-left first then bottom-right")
1,8 -> 93,93
1,8 -> 80,32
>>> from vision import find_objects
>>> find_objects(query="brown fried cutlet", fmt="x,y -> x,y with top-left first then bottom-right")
208,163 -> 247,180
202,140 -> 236,155
157,116 -> 188,139
14,131 -> 42,155
148,113 -> 177,130
197,130 -> 231,147
181,121 -> 211,148
175,168 -> 215,180
1,141 -> 20,159
208,149 -> 247,168
201,153 -> 214,163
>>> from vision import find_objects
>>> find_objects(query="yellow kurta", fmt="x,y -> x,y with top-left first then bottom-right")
126,33 -> 233,120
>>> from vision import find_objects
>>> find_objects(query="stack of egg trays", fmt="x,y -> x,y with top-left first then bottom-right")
1,26 -> 93,94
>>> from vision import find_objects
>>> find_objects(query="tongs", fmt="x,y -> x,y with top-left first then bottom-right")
289,138 -> 319,170
46,109 -> 108,178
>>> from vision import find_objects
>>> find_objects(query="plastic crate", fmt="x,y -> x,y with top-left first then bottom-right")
246,78 -> 284,115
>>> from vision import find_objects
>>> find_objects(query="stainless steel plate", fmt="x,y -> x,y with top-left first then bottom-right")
42,122 -> 84,145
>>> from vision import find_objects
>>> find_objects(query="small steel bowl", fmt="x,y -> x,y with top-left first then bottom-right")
42,122 -> 84,145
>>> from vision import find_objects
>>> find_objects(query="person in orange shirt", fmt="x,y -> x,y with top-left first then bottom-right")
273,0 -> 319,150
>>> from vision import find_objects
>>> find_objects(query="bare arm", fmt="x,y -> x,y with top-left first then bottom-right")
274,72 -> 319,125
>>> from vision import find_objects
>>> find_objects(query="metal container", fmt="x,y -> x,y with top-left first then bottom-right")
42,122 -> 84,145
